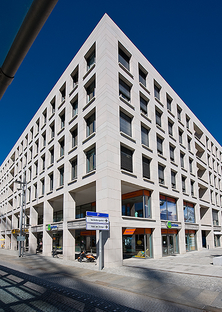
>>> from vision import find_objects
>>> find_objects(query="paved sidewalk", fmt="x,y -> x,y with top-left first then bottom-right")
0,248 -> 222,311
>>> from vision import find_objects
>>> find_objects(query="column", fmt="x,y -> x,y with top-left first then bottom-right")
63,192 -> 75,260
43,200 -> 53,256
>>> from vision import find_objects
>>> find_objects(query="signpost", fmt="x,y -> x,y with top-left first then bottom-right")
86,211 -> 109,270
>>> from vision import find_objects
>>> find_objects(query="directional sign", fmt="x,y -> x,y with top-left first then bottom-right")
86,223 -> 109,230
86,217 -> 109,224
17,236 -> 26,242
86,211 -> 109,218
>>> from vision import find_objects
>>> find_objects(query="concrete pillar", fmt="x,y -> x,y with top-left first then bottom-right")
43,200 -> 53,256
29,206 -> 38,253
151,189 -> 162,259
63,192 -> 75,260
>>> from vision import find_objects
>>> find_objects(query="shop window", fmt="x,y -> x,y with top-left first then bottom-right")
53,210 -> 63,222
160,195 -> 177,221
185,230 -> 196,251
122,190 -> 151,218
184,201 -> 195,223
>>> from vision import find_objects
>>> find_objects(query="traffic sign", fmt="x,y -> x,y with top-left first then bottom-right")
86,223 -> 109,230
86,217 -> 109,224
86,211 -> 109,218
17,236 -> 25,241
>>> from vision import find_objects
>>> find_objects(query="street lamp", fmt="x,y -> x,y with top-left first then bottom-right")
15,177 -> 27,257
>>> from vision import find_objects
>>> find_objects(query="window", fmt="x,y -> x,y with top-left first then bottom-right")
50,123 -> 55,139
41,155 -> 45,171
170,144 -> 175,162
142,156 -> 150,179
156,110 -> 162,127
186,116 -> 190,129
71,158 -> 77,180
140,96 -> 148,115
157,136 -> 163,155
118,46 -> 130,70
139,66 -> 147,86
188,137 -> 191,151
59,166 -> 64,186
160,195 -> 177,221
86,147 -> 96,173
60,138 -> 65,157
167,95 -> 172,111
50,148 -> 54,164
120,111 -> 132,136
119,78 -> 131,102
189,158 -> 193,173
51,98 -> 55,114
122,190 -> 151,218
34,183 -> 37,199
180,152 -> 185,168
49,173 -> 53,191
41,179 -> 45,195
71,127 -> 78,147
71,98 -> 78,117
168,120 -> 173,136
35,161 -> 38,176
121,145 -> 133,172
36,119 -> 39,133
154,82 -> 161,100
71,66 -> 78,88
171,171 -> 176,189
86,50 -> 95,71
60,85 -> 66,102
177,106 -> 182,121
86,112 -> 95,137
35,140 -> 39,154
141,125 -> 149,146
76,202 -> 96,219
42,133 -> 46,147
179,129 -> 183,144
184,202 -> 195,223
191,180 -> 194,195
158,164 -> 165,184
86,80 -> 95,102
182,176 -> 186,193
60,111 -> 65,129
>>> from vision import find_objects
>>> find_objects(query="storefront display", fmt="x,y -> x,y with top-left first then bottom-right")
122,190 -> 151,218
185,230 -> 196,251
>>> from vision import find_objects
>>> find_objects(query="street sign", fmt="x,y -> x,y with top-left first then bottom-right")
17,236 -> 25,242
86,223 -> 109,230
86,211 -> 109,218
86,217 -> 109,224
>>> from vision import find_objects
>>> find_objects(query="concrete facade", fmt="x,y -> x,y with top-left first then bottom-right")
0,14 -> 222,267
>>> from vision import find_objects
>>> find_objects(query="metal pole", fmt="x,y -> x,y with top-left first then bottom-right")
99,230 -> 102,270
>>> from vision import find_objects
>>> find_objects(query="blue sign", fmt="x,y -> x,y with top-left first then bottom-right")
86,211 -> 109,218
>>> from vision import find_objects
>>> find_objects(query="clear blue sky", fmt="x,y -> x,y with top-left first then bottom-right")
1,0 -> 222,165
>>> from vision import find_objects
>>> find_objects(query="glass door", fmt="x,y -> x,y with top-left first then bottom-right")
168,235 -> 174,255
162,234 -> 178,256
162,235 -> 168,256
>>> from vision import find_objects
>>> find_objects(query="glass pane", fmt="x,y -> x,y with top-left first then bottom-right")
162,235 -> 168,255
167,200 -> 177,221
160,198 -> 167,220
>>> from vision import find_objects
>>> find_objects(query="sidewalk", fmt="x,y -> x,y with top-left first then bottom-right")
0,248 -> 222,311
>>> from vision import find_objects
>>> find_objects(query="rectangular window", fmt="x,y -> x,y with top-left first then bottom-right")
213,209 -> 219,226
168,120 -> 173,136
154,83 -> 161,100
157,136 -> 163,155
60,112 -> 65,129
71,68 -> 78,88
60,139 -> 65,157
34,183 -> 37,199
189,158 -> 193,173
86,113 -> 95,137
122,190 -> 151,218
71,99 -> 78,117
188,137 -> 191,151
42,155 -> 45,171
182,176 -> 186,193
119,78 -> 131,102
120,111 -> 132,136
42,133 -> 46,147
177,107 -> 182,121
160,195 -> 177,221
119,47 -> 130,70
184,201 -> 195,223
41,179 -> 45,195
49,173 -> 53,191
156,110 -> 162,127
191,180 -> 194,195
86,80 -> 95,102
50,123 -> 55,138
186,116 -> 190,129
50,148 -> 54,164
87,50 -> 95,71
142,156 -> 150,179
167,95 -> 172,111
170,145 -> 175,162
71,128 -> 78,147
171,171 -> 176,189
43,110 -> 47,124
59,167 -> 64,186
86,147 -> 96,173
139,68 -> 147,86
141,125 -> 149,146
180,153 -> 185,168
51,99 -> 55,114
60,86 -> 66,102
71,158 -> 77,180
158,164 -> 165,184
140,96 -> 148,115
121,146 -> 133,172
179,129 -> 183,144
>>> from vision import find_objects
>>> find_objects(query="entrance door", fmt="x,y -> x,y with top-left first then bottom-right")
202,231 -> 206,248
162,234 -> 177,256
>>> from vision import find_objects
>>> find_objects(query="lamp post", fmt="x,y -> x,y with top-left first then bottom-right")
15,177 -> 27,257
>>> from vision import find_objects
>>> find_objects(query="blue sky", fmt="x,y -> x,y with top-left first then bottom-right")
1,0 -> 222,165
